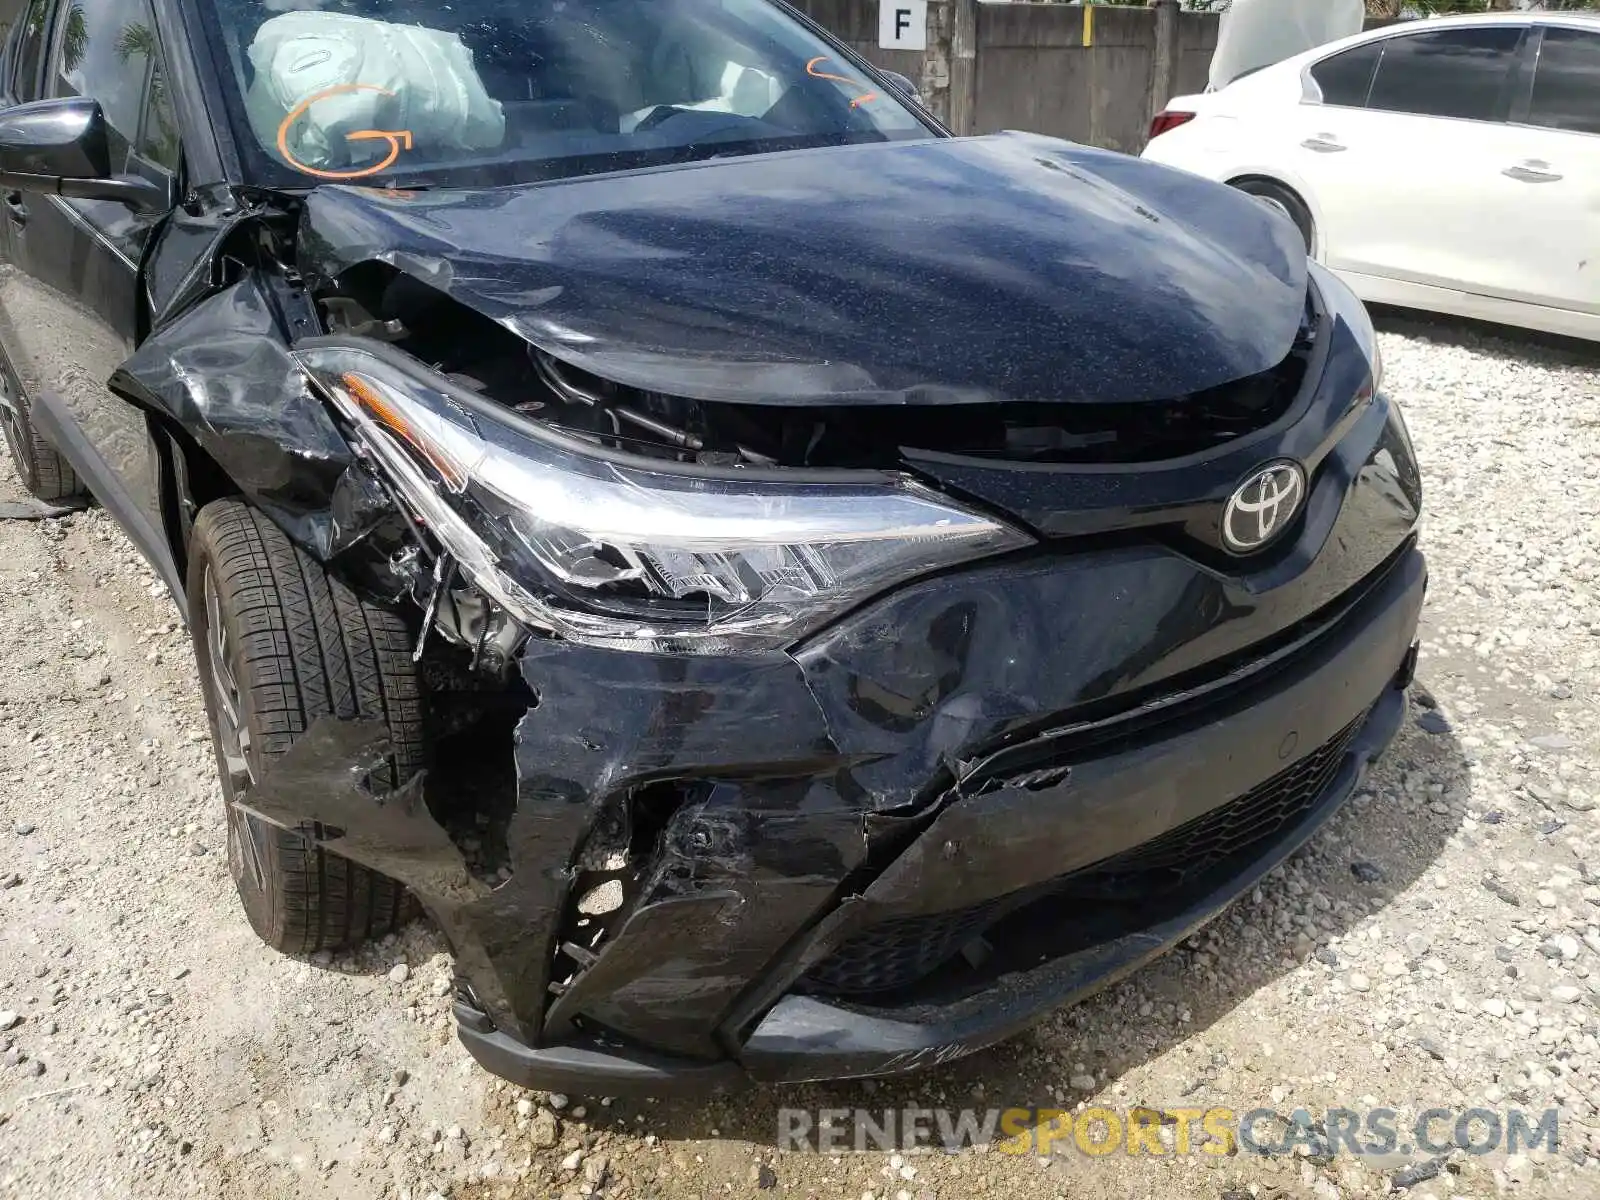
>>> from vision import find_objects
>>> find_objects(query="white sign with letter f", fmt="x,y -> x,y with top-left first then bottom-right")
878,0 -> 927,50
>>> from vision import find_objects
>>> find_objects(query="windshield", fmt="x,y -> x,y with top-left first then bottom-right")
200,0 -> 936,188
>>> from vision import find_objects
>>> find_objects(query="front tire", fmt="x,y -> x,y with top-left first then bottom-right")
188,498 -> 425,954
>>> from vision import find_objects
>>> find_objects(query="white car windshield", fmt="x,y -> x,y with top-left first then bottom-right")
203,0 -> 933,187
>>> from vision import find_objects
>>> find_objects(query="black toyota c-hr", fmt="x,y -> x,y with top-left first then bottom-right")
0,0 -> 1423,1094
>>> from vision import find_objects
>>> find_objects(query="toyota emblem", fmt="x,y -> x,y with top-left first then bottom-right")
1222,461 -> 1306,553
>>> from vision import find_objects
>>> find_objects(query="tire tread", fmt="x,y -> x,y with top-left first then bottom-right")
1,362 -> 81,501
190,498 -> 424,954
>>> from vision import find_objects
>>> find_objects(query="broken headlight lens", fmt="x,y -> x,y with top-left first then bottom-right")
295,342 -> 1032,654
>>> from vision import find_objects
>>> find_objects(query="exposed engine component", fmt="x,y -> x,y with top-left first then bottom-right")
389,543 -> 525,678
530,347 -> 705,453
321,295 -> 409,342
314,264 -> 1318,475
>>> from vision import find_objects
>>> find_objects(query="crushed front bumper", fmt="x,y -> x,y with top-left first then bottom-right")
229,377 -> 1424,1095
458,687 -> 1401,1093
456,543 -> 1425,1094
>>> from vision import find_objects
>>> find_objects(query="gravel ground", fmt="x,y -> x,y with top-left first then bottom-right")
0,314 -> 1598,1200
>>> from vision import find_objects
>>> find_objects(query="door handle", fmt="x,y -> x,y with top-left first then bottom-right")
1503,159 -> 1562,184
2,191 -> 26,225
1301,134 -> 1346,153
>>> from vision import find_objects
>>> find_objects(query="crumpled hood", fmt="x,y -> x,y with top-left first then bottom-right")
298,131 -> 1308,406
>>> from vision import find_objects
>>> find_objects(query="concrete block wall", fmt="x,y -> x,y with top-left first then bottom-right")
793,0 -> 1218,151
790,2 -> 1413,153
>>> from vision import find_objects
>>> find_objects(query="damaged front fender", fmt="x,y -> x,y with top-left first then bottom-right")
229,717 -> 555,1046
228,640 -> 877,1055
109,270 -> 403,564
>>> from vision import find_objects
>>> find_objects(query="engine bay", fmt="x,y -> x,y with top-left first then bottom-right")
319,262 -> 1318,472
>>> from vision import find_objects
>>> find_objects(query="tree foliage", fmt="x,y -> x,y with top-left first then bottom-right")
1364,0 -> 1598,13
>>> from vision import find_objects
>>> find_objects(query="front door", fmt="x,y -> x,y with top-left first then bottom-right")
1292,23 -> 1530,298
0,0 -> 178,532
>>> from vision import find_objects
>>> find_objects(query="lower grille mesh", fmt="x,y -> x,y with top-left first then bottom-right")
802,715 -> 1364,997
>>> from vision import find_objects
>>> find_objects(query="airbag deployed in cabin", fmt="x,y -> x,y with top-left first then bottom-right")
245,11 -> 505,172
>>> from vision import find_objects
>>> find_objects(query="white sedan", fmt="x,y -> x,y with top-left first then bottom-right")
1142,13 -> 1600,342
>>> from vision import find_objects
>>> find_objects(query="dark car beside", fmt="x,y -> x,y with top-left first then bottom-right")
0,0 -> 1422,1093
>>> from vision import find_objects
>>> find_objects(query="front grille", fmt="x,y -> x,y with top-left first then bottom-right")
799,898 -> 1011,1001
1059,714 -> 1363,900
802,714 -> 1364,998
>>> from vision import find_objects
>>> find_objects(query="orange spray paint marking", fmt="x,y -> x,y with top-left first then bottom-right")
805,56 -> 879,108
276,83 -> 415,180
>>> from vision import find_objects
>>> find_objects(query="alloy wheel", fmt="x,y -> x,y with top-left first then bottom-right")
204,564 -> 266,893
0,359 -> 26,471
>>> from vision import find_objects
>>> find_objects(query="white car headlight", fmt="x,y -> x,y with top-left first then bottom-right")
294,342 -> 1033,654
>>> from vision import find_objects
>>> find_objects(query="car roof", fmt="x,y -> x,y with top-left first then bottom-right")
1411,10 -> 1600,21
1346,11 -> 1600,38
1268,11 -> 1600,75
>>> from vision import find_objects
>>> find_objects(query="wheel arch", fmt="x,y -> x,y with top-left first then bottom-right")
1224,172 -> 1325,260
147,414 -> 240,599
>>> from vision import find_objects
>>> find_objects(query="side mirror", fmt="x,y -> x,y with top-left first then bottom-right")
0,97 -> 167,209
880,70 -> 925,108
0,95 -> 111,178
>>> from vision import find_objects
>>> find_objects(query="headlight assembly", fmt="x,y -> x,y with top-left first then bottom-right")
294,341 -> 1033,655
1308,261 -> 1382,396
